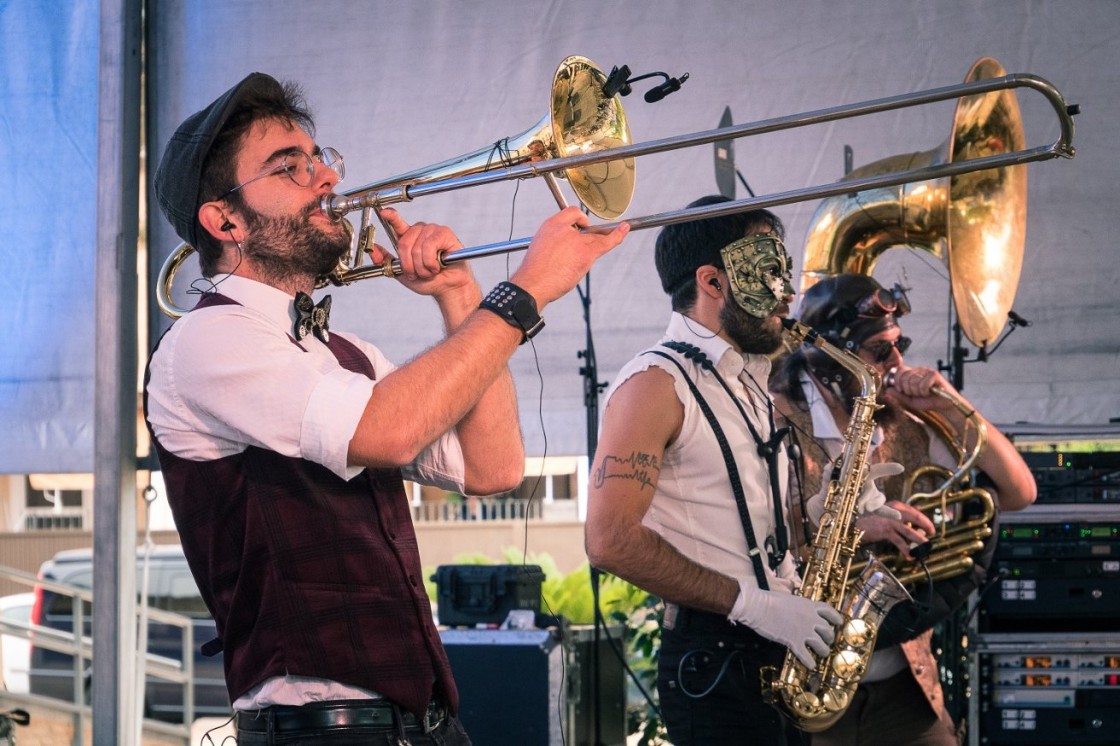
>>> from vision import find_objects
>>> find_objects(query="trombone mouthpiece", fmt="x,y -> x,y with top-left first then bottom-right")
322,193 -> 361,219
321,193 -> 344,219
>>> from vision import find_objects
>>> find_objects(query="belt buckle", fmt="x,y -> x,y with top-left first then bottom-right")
663,602 -> 679,630
423,701 -> 444,734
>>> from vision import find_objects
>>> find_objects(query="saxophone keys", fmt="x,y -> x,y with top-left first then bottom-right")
831,648 -> 864,679
821,686 -> 852,713
841,618 -> 872,647
792,691 -> 822,716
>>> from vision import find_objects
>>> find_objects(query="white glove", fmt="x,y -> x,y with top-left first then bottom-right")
728,579 -> 843,669
806,461 -> 904,526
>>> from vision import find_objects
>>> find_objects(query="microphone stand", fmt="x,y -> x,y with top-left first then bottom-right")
939,319 -> 971,392
576,271 -> 609,746
938,291 -> 1003,393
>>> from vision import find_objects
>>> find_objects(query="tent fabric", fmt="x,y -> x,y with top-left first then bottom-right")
132,0 -> 1120,457
6,0 -> 1118,471
0,0 -> 99,472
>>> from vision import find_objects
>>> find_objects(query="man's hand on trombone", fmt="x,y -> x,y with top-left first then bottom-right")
512,206 -> 630,310
368,208 -> 479,306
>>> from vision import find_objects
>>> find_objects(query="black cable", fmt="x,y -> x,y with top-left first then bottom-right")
539,594 -> 569,746
677,647 -> 740,699
965,566 -> 1009,628
520,336 -> 548,563
199,712 -> 236,745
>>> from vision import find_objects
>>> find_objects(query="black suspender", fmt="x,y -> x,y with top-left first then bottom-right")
649,341 -> 792,577
647,346 -> 768,589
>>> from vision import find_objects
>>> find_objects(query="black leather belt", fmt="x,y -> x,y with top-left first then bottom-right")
664,603 -> 771,644
237,698 -> 446,735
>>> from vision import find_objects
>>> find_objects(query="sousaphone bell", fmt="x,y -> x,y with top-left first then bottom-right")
800,57 -> 1028,346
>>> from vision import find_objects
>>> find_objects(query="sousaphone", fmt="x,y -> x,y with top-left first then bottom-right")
800,57 -> 1027,346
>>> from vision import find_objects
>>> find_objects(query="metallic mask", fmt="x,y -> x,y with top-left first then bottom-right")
720,234 -> 794,318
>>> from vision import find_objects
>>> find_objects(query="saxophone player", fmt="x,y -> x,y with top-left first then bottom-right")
585,197 -> 899,746
770,273 -> 1037,746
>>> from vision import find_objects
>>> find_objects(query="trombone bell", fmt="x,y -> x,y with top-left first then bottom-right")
550,56 -> 635,219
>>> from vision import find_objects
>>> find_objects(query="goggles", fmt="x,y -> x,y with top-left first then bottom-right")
720,234 -> 794,318
855,283 -> 911,319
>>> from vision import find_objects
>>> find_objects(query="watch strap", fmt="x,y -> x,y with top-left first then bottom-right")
479,281 -> 545,344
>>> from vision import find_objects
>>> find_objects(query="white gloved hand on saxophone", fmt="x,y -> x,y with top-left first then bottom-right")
805,461 -> 905,526
727,579 -> 844,668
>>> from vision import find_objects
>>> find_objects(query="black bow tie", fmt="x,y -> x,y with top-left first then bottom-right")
293,291 -> 332,343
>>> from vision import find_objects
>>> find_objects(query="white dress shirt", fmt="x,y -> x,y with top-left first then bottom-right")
146,274 -> 465,491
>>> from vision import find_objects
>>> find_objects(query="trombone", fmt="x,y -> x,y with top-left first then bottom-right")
157,55 -> 1076,318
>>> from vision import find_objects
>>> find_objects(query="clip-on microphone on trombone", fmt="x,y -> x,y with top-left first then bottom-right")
603,64 -> 690,102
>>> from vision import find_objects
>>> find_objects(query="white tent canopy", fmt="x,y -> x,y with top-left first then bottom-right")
6,0 -> 1119,465
151,0 -> 1120,459
3,2 -> 1117,742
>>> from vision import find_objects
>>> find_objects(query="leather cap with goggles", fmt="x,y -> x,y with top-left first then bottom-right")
719,234 -> 794,318
855,283 -> 911,319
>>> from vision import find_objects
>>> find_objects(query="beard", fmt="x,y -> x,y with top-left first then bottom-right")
239,201 -> 350,285
720,300 -> 785,355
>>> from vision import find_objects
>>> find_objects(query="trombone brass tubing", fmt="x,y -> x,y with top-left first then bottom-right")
331,73 -> 1074,282
336,143 -> 1068,283
323,71 -> 1075,223
156,243 -> 195,319
159,71 -> 1076,312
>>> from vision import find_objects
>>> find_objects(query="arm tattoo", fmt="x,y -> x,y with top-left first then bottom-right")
594,451 -> 661,493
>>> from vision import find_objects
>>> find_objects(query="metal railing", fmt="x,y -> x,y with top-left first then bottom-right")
0,564 -> 202,745
411,496 -> 544,522
18,508 -> 90,532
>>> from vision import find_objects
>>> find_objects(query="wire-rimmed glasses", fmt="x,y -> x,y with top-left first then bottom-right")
219,147 -> 344,200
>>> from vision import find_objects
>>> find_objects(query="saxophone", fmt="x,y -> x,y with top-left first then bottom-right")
763,319 -> 912,731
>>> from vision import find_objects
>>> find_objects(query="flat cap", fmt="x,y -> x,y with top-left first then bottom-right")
154,72 -> 283,248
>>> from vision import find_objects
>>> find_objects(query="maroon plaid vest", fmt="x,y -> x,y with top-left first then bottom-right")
144,292 -> 457,717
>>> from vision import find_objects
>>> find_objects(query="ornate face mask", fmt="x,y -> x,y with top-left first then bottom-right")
719,233 -> 795,318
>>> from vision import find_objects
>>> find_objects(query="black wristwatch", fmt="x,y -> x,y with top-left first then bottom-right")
480,281 -> 545,344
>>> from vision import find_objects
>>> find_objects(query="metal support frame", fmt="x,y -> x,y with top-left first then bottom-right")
93,0 -> 143,743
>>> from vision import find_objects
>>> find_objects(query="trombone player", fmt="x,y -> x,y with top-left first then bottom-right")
145,72 -> 628,745
770,273 -> 1036,745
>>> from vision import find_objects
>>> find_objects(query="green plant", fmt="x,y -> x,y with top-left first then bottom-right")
615,594 -> 668,745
